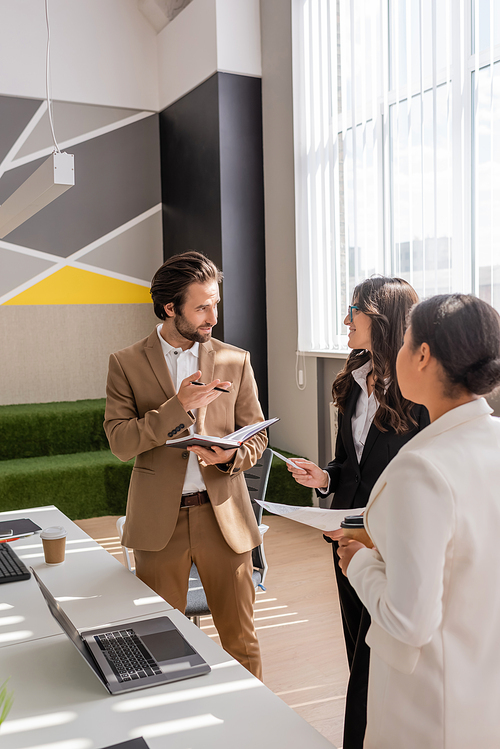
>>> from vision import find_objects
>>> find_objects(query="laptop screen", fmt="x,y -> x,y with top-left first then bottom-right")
32,568 -> 85,652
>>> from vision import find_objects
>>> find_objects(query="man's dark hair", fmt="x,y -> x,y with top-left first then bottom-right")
150,251 -> 223,320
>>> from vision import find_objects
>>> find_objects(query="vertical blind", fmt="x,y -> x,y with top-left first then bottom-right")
292,0 -> 500,354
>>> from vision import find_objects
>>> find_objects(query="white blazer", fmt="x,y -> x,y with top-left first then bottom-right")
347,398 -> 500,749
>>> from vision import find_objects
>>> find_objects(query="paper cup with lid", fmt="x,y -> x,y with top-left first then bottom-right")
40,526 -> 67,565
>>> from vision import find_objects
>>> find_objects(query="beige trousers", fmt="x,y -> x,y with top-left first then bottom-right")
134,501 -> 262,680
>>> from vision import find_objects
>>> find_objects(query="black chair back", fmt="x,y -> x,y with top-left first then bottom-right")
244,447 -> 273,571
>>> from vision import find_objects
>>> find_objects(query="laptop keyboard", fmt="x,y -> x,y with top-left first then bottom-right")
94,629 -> 162,683
0,543 -> 31,584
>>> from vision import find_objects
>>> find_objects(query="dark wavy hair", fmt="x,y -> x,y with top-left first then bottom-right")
332,276 -> 419,434
409,294 -> 500,397
150,251 -> 223,320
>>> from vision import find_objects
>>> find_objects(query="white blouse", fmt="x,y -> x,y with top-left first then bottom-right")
351,360 -> 378,463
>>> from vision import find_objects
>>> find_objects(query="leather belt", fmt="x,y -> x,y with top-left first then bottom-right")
180,490 -> 210,508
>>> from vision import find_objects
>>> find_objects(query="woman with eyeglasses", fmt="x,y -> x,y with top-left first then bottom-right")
288,276 -> 429,749
337,294 -> 500,748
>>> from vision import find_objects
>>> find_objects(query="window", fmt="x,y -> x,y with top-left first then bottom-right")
292,0 -> 500,353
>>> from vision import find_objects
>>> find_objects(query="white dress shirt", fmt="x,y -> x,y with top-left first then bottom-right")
351,360 -> 378,462
157,324 -> 206,494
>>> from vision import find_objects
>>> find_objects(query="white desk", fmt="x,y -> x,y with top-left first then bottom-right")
0,506 -> 336,748
0,507 -> 172,647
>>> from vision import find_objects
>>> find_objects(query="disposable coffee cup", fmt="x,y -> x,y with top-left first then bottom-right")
40,526 -> 67,565
340,515 -> 374,549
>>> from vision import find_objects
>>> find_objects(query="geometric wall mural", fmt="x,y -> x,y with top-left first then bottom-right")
0,95 -> 163,305
3,266 -> 153,305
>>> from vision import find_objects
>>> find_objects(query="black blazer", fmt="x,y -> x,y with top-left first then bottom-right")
319,382 -> 430,510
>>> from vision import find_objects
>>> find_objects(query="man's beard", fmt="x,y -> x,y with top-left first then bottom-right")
174,312 -> 212,343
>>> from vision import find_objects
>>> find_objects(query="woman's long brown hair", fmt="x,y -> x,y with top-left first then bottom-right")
332,276 -> 419,434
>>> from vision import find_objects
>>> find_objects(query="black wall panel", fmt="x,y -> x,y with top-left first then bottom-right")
159,75 -> 222,267
159,72 -> 268,414
218,72 -> 267,407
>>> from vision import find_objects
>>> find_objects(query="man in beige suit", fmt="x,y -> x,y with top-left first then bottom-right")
104,251 -> 266,679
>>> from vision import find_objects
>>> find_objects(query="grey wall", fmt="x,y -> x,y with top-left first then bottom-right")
488,389 -> 500,417
0,304 -> 157,405
0,95 -> 41,161
260,0 -> 319,461
317,357 -> 345,467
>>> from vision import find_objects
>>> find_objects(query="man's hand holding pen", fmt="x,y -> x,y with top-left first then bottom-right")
191,381 -> 230,393
177,370 -> 232,411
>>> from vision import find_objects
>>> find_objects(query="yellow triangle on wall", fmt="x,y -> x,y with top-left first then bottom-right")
3,266 -> 152,305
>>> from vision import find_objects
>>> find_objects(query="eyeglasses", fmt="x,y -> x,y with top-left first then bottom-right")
348,304 -> 361,323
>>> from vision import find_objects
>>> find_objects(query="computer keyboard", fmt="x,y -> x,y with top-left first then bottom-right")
94,629 -> 162,683
0,542 -> 31,584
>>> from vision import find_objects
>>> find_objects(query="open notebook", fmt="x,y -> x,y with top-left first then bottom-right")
165,416 -> 279,450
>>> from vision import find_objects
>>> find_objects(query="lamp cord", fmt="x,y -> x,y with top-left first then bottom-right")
45,0 -> 60,153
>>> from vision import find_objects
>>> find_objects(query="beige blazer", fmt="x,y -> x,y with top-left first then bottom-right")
104,329 -> 266,554
347,398 -> 500,749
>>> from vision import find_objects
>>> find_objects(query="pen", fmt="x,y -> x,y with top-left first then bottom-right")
0,532 -> 37,543
272,449 -> 302,470
191,381 -> 230,393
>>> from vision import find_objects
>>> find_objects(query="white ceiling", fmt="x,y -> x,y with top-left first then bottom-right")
137,0 -> 194,33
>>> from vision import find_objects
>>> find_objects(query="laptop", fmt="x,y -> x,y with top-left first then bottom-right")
31,568 -> 210,694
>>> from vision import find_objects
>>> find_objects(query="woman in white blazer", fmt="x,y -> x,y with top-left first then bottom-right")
337,293 -> 500,749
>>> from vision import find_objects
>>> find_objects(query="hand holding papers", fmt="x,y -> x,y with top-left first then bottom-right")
254,500 -> 366,533
268,452 -> 364,532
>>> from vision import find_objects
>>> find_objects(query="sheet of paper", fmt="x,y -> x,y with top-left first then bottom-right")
254,499 -> 365,532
